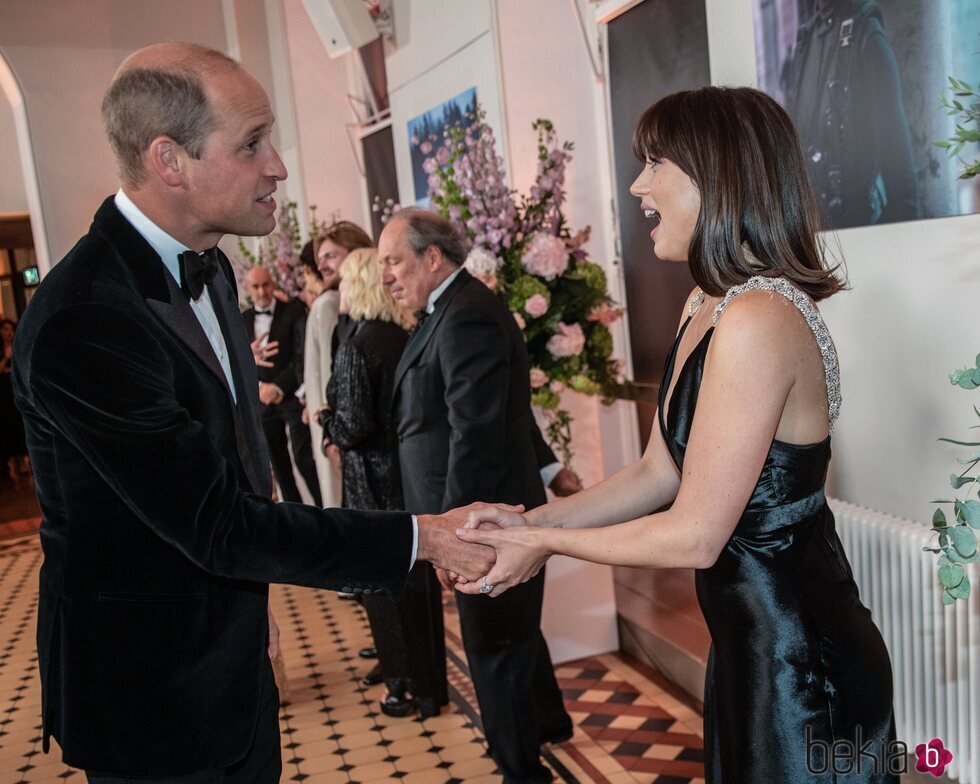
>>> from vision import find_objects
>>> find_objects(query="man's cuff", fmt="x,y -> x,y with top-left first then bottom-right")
294,382 -> 305,400
410,514 -> 419,569
540,461 -> 561,488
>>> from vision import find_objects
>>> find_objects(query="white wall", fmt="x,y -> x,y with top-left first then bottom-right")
0,1 -> 229,264
0,86 -> 28,213
704,0 -> 980,524
281,0 -> 369,231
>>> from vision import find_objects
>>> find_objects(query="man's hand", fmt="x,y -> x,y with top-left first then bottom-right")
258,381 -> 284,406
549,467 -> 584,497
251,335 -> 279,368
416,503 -> 523,581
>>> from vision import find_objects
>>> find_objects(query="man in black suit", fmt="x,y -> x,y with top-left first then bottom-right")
11,42 -> 494,782
242,266 -> 321,505
380,209 -> 572,784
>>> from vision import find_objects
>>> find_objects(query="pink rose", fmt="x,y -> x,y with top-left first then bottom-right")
521,233 -> 569,281
546,322 -> 586,358
524,294 -> 549,318
529,368 -> 548,388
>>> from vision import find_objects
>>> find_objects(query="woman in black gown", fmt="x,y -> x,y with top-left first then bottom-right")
457,87 -> 897,783
320,248 -> 444,718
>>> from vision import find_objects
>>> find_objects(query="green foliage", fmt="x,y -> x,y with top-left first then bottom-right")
935,75 -> 980,179
928,352 -> 980,602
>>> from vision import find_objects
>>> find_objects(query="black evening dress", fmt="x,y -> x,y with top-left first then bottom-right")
660,277 -> 896,783
324,319 -> 446,711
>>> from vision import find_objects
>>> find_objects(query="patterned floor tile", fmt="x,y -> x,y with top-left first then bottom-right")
0,536 -> 708,783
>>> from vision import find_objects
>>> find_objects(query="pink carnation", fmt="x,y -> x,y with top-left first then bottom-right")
587,302 -> 624,325
529,368 -> 548,388
524,294 -> 549,318
546,322 -> 586,358
521,233 -> 569,281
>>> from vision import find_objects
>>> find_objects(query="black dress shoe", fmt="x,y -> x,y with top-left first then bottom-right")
360,663 -> 383,686
358,646 -> 378,659
540,724 -> 574,744
379,691 -> 441,718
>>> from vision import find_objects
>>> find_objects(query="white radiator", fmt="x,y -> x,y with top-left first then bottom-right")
831,497 -> 980,783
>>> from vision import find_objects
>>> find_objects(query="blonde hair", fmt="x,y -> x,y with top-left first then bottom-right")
341,248 -> 414,329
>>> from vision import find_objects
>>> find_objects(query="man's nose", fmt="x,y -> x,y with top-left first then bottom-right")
266,145 -> 288,180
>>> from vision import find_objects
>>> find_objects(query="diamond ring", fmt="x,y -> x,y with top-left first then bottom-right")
479,576 -> 494,595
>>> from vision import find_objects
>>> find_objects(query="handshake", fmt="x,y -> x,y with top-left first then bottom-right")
416,503 -> 552,599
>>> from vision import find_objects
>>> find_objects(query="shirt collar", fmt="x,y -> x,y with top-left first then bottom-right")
114,189 -> 189,284
254,299 -> 276,316
426,267 -> 462,314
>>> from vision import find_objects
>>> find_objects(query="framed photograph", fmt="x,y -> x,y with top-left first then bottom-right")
406,86 -> 479,206
388,31 -> 506,208
752,0 -> 980,230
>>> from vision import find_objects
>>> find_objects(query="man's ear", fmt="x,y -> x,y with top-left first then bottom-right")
146,137 -> 184,187
424,245 -> 443,271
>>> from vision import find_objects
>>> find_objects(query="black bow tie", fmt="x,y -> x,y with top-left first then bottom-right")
178,249 -> 219,301
254,309 -> 273,316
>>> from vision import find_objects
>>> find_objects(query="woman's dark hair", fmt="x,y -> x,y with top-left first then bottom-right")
633,86 -> 843,301
299,240 -> 319,279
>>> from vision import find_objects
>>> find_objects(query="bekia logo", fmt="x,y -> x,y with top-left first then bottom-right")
915,738 -> 953,777
806,726 -> 954,777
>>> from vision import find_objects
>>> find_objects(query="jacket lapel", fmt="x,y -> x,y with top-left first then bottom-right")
209,254 -> 271,495
93,198 -> 269,496
392,269 -> 472,399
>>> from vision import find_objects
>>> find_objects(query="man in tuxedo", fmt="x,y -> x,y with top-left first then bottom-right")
11,42 -> 494,782
380,209 -> 572,784
242,266 -> 321,505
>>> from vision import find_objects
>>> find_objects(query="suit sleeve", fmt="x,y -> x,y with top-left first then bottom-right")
271,305 -> 304,397
324,343 -> 376,450
28,304 -> 413,595
439,305 -> 511,511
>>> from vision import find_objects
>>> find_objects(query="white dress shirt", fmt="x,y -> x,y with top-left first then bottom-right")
114,190 -> 238,403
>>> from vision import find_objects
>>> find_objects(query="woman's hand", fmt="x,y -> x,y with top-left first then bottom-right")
454,524 -> 551,597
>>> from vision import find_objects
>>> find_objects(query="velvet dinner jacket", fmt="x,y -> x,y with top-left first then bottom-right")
12,197 -> 413,776
392,268 -> 547,515
242,297 -> 307,402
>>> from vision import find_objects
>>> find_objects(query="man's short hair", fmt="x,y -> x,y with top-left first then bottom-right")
101,44 -> 240,187
396,209 -> 468,267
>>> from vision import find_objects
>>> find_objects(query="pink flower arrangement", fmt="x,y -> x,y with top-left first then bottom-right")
587,302 -> 625,326
419,109 -> 627,465
521,233 -> 568,281
546,322 -> 586,359
524,293 -> 549,318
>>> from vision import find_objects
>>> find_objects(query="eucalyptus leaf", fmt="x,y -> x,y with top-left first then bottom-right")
951,473 -> 975,489
938,438 -> 980,447
943,590 -> 956,605
933,507 -> 948,526
939,563 -> 965,588
947,543 -> 980,564
962,500 -> 980,528
949,525 -> 978,557
949,575 -> 971,600
938,554 -> 951,568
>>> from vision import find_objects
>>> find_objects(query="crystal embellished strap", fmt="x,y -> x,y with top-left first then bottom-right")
712,276 -> 841,429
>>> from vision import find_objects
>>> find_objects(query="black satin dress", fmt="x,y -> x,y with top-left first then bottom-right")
660,282 -> 896,783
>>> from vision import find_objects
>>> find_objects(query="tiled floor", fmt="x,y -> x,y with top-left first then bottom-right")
0,535 -> 706,783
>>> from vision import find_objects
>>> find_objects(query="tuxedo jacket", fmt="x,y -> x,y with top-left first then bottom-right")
392,269 -> 546,514
12,197 -> 413,776
242,297 -> 307,402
